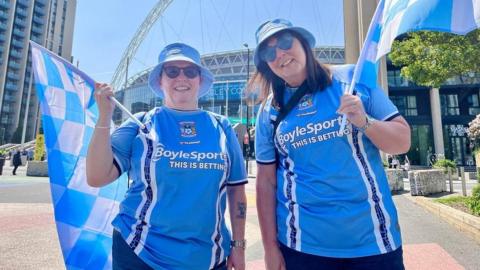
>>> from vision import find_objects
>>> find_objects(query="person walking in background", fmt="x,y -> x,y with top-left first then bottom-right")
87,43 -> 247,270
12,150 -> 22,175
251,18 -> 411,270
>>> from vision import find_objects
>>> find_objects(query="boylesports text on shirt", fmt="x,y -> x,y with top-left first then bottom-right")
153,143 -> 227,170
277,116 -> 351,149
169,161 -> 226,170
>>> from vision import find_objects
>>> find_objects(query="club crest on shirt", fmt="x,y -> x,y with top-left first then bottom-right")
179,121 -> 197,137
298,94 -> 313,110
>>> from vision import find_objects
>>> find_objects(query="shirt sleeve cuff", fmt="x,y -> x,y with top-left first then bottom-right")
383,111 -> 401,121
256,159 -> 276,165
227,178 -> 248,186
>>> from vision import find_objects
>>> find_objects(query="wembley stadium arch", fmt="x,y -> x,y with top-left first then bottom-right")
109,0 -> 346,126
110,0 -> 173,91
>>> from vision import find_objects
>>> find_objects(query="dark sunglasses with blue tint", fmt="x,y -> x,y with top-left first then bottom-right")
259,31 -> 294,63
162,66 -> 200,79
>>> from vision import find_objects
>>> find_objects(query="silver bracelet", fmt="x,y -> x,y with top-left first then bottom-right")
95,125 -> 111,129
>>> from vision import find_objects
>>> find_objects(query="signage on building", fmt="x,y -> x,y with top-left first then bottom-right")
449,125 -> 468,137
200,81 -> 246,101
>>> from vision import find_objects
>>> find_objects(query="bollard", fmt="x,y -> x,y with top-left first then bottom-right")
460,167 -> 467,196
448,167 -> 453,193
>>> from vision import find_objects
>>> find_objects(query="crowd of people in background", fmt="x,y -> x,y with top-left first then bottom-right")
6,149 -> 34,161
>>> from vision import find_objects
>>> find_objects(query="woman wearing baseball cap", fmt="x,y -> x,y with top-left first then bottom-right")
87,43 -> 247,270
252,19 -> 410,269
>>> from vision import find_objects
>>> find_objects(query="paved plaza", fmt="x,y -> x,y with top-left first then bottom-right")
0,164 -> 479,270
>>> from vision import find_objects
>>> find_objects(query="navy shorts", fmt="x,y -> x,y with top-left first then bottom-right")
279,242 -> 405,270
112,229 -> 227,270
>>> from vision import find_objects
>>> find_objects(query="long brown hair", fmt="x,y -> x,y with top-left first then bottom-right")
247,30 -> 332,106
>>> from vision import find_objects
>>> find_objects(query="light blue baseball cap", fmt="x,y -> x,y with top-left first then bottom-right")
148,43 -> 214,98
253,18 -> 316,67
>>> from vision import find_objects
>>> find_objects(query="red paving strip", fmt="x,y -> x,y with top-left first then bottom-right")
403,243 -> 464,270
0,213 -> 54,232
1,207 -> 466,270
247,244 -> 464,270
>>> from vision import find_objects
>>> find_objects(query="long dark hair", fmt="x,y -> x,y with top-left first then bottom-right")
248,30 -> 332,107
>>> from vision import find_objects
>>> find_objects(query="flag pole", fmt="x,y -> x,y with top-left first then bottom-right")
110,96 -> 145,129
81,80 -> 145,129
338,0 -> 385,135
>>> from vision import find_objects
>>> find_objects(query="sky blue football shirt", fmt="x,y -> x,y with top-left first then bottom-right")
255,65 -> 402,258
110,107 -> 247,269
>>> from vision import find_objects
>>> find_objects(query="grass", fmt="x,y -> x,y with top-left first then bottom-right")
435,196 -> 469,204
434,196 -> 478,217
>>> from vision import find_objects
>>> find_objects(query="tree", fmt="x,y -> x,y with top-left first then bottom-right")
389,29 -> 480,88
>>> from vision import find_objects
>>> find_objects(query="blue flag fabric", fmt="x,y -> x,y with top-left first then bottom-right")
30,41 -> 128,270
353,0 -> 480,91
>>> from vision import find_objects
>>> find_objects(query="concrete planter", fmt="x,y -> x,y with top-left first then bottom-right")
26,161 -> 49,177
385,169 -> 405,192
408,169 -> 447,196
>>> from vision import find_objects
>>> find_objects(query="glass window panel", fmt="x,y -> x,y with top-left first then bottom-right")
468,92 -> 480,115
441,94 -> 460,116
408,124 -> 433,165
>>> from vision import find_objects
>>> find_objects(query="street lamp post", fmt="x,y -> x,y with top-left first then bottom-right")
243,43 -> 251,173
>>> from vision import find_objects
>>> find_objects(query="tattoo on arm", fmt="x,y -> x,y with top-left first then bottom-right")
236,202 -> 247,219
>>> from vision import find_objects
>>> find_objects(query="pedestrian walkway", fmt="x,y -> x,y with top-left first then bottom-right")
1,169 -> 479,269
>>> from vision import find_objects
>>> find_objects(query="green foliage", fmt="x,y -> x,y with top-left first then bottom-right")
0,149 -> 6,157
477,168 -> 480,183
434,196 -> 469,205
433,158 -> 456,172
467,184 -> 480,216
34,134 -> 45,161
390,29 -> 480,88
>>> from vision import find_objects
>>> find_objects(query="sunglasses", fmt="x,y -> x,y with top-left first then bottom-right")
162,66 -> 200,79
259,32 -> 294,63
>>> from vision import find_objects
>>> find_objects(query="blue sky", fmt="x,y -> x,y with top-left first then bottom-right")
72,0 -> 344,83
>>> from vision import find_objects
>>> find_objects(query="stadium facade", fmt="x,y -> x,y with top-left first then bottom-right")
112,47 -> 345,125
114,47 -> 480,167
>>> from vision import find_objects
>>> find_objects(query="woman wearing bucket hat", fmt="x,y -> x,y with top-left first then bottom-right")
87,43 -> 247,270
251,19 -> 410,270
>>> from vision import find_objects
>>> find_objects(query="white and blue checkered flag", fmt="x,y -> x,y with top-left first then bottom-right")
340,0 -> 480,132
355,0 -> 480,90
30,41 -> 128,270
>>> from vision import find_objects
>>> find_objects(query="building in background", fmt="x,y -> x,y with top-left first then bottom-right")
0,0 -> 77,144
388,63 -> 480,167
